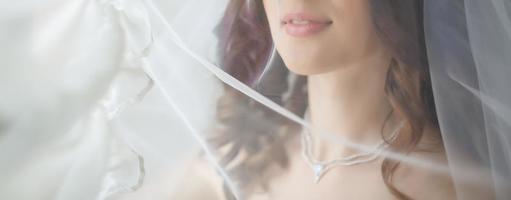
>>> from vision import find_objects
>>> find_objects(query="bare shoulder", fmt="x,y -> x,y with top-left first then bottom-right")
393,149 -> 456,199
391,125 -> 452,199
394,126 -> 495,200
398,152 -> 496,200
168,155 -> 226,200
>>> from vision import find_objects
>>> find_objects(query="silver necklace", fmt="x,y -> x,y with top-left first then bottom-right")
300,121 -> 404,183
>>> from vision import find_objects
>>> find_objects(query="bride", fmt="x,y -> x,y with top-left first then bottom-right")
2,0 -> 509,199
170,0 -> 492,199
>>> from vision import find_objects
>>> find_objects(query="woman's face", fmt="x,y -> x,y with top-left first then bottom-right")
262,0 -> 382,75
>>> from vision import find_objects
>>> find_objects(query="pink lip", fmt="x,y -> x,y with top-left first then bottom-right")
282,13 -> 332,37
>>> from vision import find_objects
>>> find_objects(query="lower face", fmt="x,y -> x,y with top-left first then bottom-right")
262,0 -> 381,75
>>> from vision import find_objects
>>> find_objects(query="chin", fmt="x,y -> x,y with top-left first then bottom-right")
286,66 -> 338,76
276,43 -> 347,75
281,55 -> 340,76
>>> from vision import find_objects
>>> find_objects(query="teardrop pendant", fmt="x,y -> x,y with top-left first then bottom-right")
313,164 -> 325,183
301,120 -> 405,184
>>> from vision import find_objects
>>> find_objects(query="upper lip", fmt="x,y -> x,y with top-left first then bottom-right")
281,12 -> 333,25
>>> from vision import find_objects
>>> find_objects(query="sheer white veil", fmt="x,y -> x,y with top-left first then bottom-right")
1,0 -> 510,199
425,0 -> 511,198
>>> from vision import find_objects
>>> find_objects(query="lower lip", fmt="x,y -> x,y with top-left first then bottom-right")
284,22 -> 331,37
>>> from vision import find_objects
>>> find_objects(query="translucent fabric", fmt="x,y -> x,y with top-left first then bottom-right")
0,0 -> 510,200
425,0 -> 511,199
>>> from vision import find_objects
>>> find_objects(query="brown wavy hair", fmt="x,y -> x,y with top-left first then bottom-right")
210,0 -> 439,199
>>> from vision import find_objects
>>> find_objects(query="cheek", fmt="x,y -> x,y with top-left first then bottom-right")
329,1 -> 377,60
262,0 -> 281,34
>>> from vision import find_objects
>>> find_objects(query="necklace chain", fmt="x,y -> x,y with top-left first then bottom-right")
300,120 -> 405,183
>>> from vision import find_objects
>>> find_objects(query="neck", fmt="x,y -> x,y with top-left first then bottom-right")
307,48 -> 399,147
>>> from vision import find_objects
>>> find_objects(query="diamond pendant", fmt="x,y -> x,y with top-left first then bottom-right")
312,164 -> 325,183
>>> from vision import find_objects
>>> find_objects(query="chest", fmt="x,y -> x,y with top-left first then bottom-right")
246,154 -> 398,200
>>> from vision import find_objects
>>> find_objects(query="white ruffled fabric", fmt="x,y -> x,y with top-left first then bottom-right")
0,0 -> 201,199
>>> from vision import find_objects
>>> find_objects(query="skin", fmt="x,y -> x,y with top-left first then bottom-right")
264,0 -> 405,164
260,1 -> 455,199
170,0 -> 459,199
